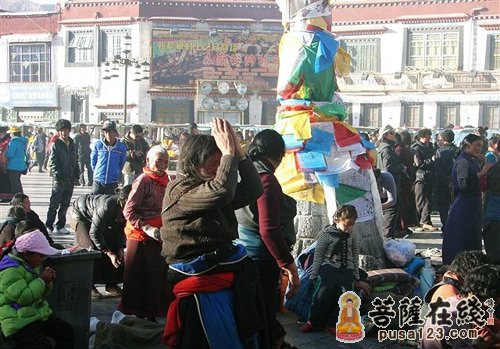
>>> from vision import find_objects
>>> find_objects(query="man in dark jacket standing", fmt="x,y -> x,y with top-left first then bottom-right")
46,119 -> 79,234
377,125 -> 404,189
377,125 -> 404,238
412,128 -> 436,232
122,125 -> 149,186
434,129 -> 458,229
74,124 -> 93,187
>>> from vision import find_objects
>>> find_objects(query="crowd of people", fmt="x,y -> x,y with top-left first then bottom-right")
0,117 -> 498,348
369,125 -> 499,265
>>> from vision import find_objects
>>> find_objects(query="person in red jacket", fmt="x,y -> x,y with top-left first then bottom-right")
236,129 -> 300,348
118,145 -> 170,321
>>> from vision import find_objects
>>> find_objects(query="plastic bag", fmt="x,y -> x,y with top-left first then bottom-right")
384,239 -> 416,267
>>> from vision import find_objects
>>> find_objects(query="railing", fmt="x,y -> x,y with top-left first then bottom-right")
337,70 -> 500,92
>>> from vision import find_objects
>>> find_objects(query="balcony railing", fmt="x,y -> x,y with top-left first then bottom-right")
337,70 -> 500,92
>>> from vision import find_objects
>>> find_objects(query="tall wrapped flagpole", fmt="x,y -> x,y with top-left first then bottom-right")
274,0 -> 386,270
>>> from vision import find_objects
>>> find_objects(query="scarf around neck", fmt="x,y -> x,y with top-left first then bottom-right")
143,167 -> 169,186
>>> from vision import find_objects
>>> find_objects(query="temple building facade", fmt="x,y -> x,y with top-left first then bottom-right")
0,0 -> 498,129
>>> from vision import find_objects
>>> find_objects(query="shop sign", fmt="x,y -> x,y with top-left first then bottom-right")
151,29 -> 280,91
0,83 -> 58,108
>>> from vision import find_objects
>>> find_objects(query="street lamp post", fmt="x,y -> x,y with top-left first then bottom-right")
102,34 -> 150,124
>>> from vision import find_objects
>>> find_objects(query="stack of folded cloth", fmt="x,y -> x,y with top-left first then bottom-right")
366,268 -> 419,329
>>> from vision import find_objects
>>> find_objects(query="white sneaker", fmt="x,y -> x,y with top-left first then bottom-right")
111,310 -> 127,324
89,316 -> 100,335
56,227 -> 71,235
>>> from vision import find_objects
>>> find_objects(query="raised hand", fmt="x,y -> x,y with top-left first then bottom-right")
225,122 -> 244,157
40,266 -> 56,283
211,118 -> 236,156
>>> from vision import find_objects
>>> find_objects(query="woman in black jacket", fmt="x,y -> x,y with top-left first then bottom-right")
10,193 -> 56,246
70,185 -> 132,298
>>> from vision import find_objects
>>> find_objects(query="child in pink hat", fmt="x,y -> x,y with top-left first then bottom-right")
0,230 -> 73,347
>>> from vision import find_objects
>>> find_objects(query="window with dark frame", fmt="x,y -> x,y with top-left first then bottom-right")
402,103 -> 422,128
343,38 -> 379,73
438,103 -> 460,128
9,43 -> 51,82
489,33 -> 500,70
344,103 -> 353,124
261,101 -> 278,125
67,31 -> 94,64
101,30 -> 126,63
152,99 -> 193,124
480,103 -> 500,129
360,103 -> 381,128
407,30 -> 460,70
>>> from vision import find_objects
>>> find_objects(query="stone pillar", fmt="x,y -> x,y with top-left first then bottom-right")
293,200 -> 329,257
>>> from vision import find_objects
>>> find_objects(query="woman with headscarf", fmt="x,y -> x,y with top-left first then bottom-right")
235,129 -> 299,348
442,134 -> 492,265
118,146 -> 170,321
161,118 -> 265,349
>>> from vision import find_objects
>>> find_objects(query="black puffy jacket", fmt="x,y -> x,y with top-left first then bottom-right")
71,194 -> 125,251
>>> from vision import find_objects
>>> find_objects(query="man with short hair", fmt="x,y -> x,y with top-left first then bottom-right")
377,125 -> 404,238
73,124 -> 93,186
412,128 -> 436,232
434,129 -> 458,229
189,122 -> 198,135
91,120 -> 127,194
377,125 -> 404,189
122,124 -> 150,186
46,119 -> 79,234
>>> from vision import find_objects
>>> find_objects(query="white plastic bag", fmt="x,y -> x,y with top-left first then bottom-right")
384,239 -> 416,267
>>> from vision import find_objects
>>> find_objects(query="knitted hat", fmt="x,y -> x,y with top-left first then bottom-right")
15,230 -> 59,256
378,125 -> 394,141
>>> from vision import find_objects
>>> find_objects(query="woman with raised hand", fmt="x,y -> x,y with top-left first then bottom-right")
161,118 -> 265,349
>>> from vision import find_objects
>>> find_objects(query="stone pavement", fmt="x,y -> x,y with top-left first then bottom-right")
1,170 -> 444,348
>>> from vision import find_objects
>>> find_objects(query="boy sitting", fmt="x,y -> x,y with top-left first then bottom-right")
0,230 -> 73,348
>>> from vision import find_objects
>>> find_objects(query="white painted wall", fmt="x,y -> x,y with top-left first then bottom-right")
248,94 -> 263,125
423,102 -> 438,129
381,102 -> 401,127
460,102 -> 480,126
